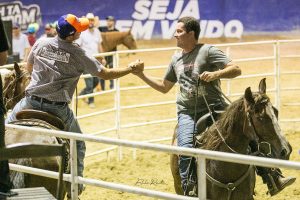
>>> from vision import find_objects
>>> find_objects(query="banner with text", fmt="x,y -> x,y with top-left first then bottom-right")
0,0 -> 299,40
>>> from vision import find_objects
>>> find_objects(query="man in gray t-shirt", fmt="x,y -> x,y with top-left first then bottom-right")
6,14 -> 143,195
135,16 -> 240,196
134,16 -> 294,197
165,44 -> 231,115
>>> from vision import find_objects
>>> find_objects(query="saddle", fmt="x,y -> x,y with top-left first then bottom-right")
15,109 -> 65,131
12,109 -> 70,173
194,105 -> 225,148
185,105 -> 226,196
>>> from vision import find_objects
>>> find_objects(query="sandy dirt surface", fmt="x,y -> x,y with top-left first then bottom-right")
77,34 -> 300,200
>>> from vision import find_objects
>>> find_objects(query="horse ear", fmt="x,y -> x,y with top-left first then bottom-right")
13,62 -> 21,76
245,87 -> 255,104
258,78 -> 266,94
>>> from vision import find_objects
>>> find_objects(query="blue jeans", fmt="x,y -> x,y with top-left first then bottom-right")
177,102 -> 228,193
177,112 -> 208,192
6,96 -> 86,177
79,77 -> 99,104
99,79 -> 114,91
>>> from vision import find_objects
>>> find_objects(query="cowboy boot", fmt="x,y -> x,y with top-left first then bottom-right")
183,158 -> 198,197
183,181 -> 198,197
261,168 -> 296,196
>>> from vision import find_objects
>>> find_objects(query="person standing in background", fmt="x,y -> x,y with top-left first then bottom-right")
12,23 -> 30,62
98,16 -> 119,90
40,23 -> 56,38
26,26 -> 37,46
77,13 -> 104,108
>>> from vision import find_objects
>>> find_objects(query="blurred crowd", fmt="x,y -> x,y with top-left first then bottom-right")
12,21 -> 57,62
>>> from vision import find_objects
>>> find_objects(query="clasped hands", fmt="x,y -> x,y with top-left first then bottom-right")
128,59 -> 144,75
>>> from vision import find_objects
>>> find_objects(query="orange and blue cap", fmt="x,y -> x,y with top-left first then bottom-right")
56,14 -> 89,39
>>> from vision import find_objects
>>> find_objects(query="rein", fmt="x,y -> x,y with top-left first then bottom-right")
201,90 -> 239,153
200,84 -> 269,200
243,99 -> 272,157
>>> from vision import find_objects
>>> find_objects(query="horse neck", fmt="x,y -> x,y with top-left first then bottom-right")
102,32 -> 126,52
216,100 -> 251,154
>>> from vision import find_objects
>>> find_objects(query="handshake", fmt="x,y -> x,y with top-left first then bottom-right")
128,59 -> 144,75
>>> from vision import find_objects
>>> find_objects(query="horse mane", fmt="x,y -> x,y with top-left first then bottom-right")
201,97 -> 244,150
200,97 -> 245,151
200,92 -> 269,151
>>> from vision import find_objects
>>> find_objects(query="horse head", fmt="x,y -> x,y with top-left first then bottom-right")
243,78 -> 291,159
122,30 -> 137,50
3,62 -> 30,110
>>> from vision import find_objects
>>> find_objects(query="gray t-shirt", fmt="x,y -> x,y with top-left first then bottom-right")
164,44 -> 231,114
26,36 -> 103,103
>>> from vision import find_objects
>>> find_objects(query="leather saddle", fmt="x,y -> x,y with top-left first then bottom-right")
196,109 -> 225,135
15,109 -> 66,131
194,104 -> 225,147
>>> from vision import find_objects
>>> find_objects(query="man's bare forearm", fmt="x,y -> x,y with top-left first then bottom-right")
137,73 -> 172,94
98,66 -> 132,80
217,64 -> 241,79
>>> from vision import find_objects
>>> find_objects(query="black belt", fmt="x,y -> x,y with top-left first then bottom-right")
30,95 -> 67,106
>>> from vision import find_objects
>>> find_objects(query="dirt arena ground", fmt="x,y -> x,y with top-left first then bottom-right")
77,34 -> 300,200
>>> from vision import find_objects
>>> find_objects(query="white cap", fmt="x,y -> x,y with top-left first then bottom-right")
86,13 -> 95,19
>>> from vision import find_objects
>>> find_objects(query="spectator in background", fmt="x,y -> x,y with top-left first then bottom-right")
26,26 -> 37,46
77,13 -> 104,108
40,23 -> 56,39
98,16 -> 119,90
12,23 -> 30,62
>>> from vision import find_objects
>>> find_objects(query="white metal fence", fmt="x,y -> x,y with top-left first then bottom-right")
74,39 -> 300,159
6,124 -> 300,200
2,39 -> 300,199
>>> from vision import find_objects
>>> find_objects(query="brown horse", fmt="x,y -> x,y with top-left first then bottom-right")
170,78 -> 291,200
2,63 -> 70,198
5,116 -> 69,197
101,31 -> 137,52
2,62 -> 30,111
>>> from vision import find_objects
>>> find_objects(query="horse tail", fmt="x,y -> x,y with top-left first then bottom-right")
10,158 -> 32,188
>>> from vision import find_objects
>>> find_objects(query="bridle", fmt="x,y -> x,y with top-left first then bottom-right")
201,88 -> 272,200
3,70 -> 30,110
243,99 -> 273,157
